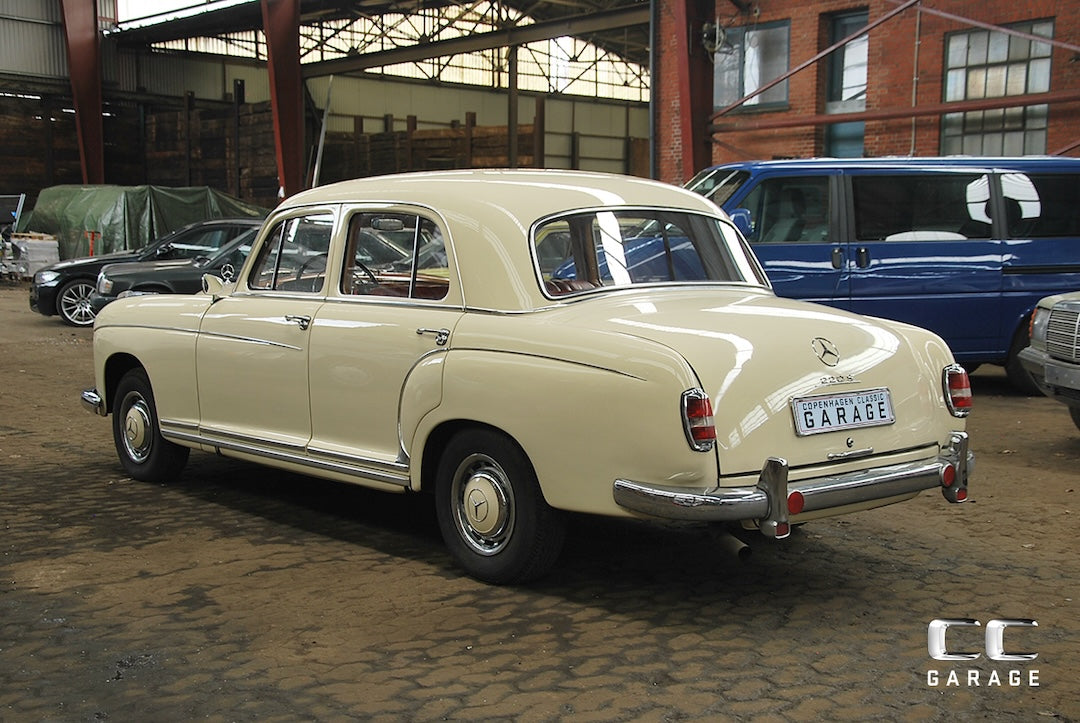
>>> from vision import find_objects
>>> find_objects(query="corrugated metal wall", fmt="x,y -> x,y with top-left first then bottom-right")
0,0 -> 67,78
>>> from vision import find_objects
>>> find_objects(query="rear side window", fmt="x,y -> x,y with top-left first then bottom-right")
737,176 -> 831,244
852,173 -> 992,241
340,212 -> 449,300
1000,173 -> 1080,238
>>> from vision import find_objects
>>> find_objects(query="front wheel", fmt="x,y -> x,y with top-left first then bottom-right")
435,429 -> 565,584
57,279 -> 96,327
111,368 -> 189,483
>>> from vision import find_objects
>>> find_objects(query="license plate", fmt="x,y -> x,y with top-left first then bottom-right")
792,388 -> 895,437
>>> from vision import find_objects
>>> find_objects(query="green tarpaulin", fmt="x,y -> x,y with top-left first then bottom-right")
16,185 -> 268,260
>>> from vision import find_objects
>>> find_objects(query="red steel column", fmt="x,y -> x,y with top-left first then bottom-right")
666,0 -> 713,182
59,0 -> 105,184
261,0 -> 304,199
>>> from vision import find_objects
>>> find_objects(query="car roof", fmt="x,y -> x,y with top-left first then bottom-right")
283,169 -> 720,220
279,170 -> 728,312
702,155 -> 1080,174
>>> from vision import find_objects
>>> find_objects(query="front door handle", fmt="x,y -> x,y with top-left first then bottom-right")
285,314 -> 311,330
830,247 -> 844,270
417,327 -> 450,346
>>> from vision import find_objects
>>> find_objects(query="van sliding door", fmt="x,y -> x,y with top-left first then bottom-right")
845,171 -> 1002,361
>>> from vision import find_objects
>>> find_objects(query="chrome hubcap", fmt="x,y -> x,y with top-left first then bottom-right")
122,396 -> 153,464
452,453 -> 514,556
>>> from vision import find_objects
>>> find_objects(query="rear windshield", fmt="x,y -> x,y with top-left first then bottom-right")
533,209 -> 767,296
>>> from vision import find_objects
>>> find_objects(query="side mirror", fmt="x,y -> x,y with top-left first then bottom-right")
729,209 -> 754,239
201,273 -> 232,301
155,242 -> 174,258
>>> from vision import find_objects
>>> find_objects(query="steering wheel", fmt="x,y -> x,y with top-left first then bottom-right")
295,253 -> 329,280
350,260 -> 379,288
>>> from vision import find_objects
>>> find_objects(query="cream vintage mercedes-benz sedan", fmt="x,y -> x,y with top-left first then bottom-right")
82,170 -> 973,583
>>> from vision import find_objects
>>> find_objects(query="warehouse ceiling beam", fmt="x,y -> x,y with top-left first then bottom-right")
59,0 -> 105,184
262,0 -> 306,198
300,4 -> 649,77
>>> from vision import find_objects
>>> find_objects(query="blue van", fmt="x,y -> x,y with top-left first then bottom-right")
686,156 -> 1080,392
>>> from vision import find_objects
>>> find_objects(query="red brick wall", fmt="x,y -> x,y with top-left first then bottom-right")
655,0 -> 1080,184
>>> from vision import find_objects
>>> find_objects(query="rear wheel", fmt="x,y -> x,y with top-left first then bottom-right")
57,279 -> 96,327
435,429 -> 565,584
111,368 -> 189,483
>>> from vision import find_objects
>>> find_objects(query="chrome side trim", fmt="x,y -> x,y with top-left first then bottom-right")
160,423 -> 410,487
81,388 -> 107,417
613,433 -> 972,526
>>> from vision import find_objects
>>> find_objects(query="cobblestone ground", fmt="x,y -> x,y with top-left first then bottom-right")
1,284 -> 1077,721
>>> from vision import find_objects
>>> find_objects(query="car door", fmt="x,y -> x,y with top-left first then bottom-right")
843,170 -> 1003,360
306,208 -> 464,474
728,172 -> 848,306
195,209 -> 336,451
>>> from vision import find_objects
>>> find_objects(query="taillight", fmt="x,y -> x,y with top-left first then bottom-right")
681,388 -> 716,452
943,364 -> 972,417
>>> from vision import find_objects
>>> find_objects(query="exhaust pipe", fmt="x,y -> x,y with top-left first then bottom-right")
714,528 -> 752,562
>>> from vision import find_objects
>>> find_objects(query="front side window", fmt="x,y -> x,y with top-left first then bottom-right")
535,209 -> 766,296
248,213 -> 334,292
852,174 -> 992,241
736,176 -> 831,244
714,21 -> 790,109
941,20 -> 1054,155
340,212 -> 449,300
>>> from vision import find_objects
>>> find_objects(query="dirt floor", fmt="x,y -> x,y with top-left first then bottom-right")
1,281 -> 1078,721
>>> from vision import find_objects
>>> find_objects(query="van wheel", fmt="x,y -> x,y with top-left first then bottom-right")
1070,406 -> 1080,433
112,368 -> 189,483
1004,321 -> 1041,396
435,429 -> 565,584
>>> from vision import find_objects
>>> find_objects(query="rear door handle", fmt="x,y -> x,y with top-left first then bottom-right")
285,314 -> 311,330
855,247 -> 871,268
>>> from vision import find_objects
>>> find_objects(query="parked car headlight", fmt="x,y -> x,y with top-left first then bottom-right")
97,274 -> 113,295
1029,306 -> 1050,348
34,269 -> 60,285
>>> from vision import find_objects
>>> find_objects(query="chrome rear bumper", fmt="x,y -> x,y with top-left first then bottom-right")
613,432 -> 972,539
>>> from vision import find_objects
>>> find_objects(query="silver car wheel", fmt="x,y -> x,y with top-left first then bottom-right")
58,280 -> 96,326
119,392 -> 154,464
451,452 -> 516,557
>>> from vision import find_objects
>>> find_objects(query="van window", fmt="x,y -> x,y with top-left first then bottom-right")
852,174 -> 992,241
739,177 -> 830,244
1000,173 -> 1080,238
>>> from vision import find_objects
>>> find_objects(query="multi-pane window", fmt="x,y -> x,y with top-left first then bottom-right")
714,21 -> 791,109
941,20 -> 1054,155
825,10 -> 868,157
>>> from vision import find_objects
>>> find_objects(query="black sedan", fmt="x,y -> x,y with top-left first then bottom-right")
30,218 -> 263,326
89,228 -> 260,313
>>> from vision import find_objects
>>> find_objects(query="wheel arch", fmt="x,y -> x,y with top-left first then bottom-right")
102,352 -> 145,414
418,420 -> 530,496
